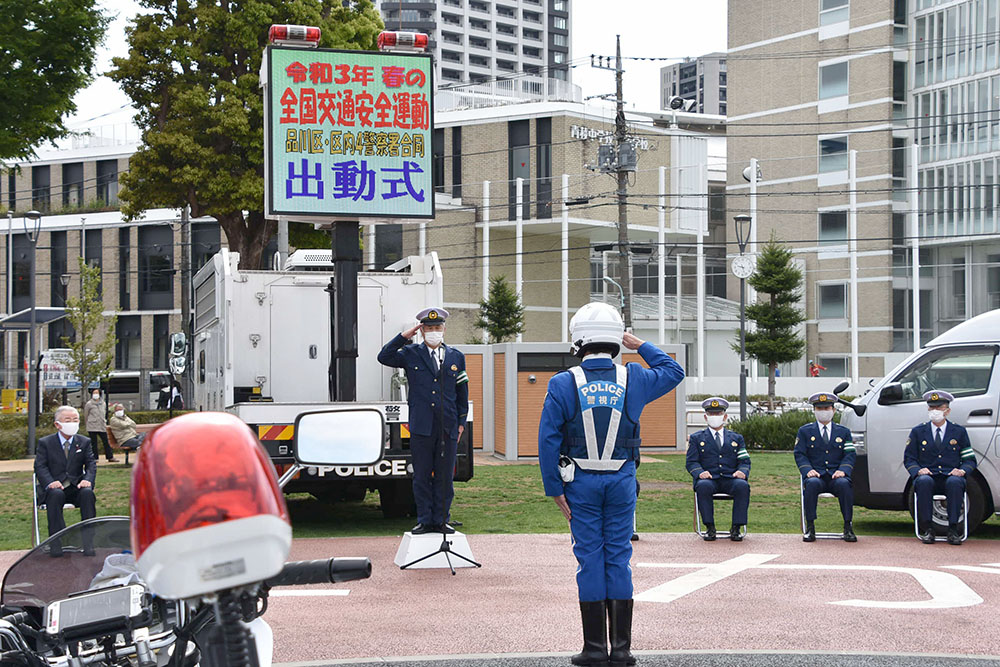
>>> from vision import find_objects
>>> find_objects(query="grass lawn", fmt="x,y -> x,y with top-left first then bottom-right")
2,452 -> 997,551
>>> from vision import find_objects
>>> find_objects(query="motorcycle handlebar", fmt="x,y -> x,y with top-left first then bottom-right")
265,558 -> 372,588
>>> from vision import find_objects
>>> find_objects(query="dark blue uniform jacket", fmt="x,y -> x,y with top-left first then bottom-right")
793,422 -> 855,477
685,428 -> 750,485
903,420 -> 977,477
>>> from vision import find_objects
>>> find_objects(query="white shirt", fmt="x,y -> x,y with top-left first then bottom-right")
425,344 -> 443,369
816,421 -> 831,441
709,426 -> 725,445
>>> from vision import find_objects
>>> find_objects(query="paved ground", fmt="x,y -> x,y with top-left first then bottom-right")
5,520 -> 1000,664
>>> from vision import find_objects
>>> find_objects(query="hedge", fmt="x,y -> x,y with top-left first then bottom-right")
726,410 -> 841,451
0,410 -> 190,460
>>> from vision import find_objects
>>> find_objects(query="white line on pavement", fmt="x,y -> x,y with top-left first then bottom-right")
270,590 -> 351,597
634,553 -> 780,603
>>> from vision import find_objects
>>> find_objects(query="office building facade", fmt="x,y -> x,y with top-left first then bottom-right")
660,52 -> 728,115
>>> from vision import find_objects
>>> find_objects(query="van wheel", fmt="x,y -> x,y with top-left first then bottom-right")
379,481 -> 416,519
907,476 -> 986,536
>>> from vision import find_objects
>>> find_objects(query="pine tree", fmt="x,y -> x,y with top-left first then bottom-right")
735,236 -> 806,408
476,275 -> 525,343
63,259 -> 117,406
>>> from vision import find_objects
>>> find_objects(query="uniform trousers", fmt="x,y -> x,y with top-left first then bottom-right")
409,411 -> 457,526
564,462 -> 636,602
694,477 -> 750,525
802,474 -> 853,522
913,473 -> 966,525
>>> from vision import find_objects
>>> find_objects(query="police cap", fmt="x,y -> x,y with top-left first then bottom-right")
416,307 -> 449,324
701,397 -> 729,413
923,389 -> 954,406
809,392 -> 837,407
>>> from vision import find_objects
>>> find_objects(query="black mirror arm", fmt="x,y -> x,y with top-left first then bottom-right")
837,397 -> 867,416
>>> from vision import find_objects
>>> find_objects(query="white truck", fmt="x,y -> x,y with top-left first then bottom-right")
191,248 -> 474,517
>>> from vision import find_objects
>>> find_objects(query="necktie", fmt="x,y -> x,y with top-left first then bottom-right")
432,348 -> 440,373
822,426 -> 829,445
63,437 -> 71,459
935,427 -> 942,449
715,431 -> 722,448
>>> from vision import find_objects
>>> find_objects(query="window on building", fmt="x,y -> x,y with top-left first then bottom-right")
817,356 -> 849,377
470,18 -> 490,31
116,315 -> 142,370
442,13 -> 462,26
949,257 -> 966,319
496,41 -> 516,54
32,166 -> 50,212
719,103 -> 727,115
508,119 -> 531,220
375,224 -> 403,270
192,223 -> 221,272
441,69 -> 462,81
524,28 -> 541,40
85,228 -> 103,295
497,59 -> 516,71
443,32 -> 462,45
819,211 -> 848,245
818,283 -> 847,319
819,136 -> 848,173
552,67 -> 568,81
469,0 -> 489,12
523,10 -> 541,22
7,171 -> 15,211
153,314 -> 169,370
553,51 -> 566,63
11,234 -> 30,312
62,163 -> 83,208
50,231 -> 67,307
96,160 -> 118,205
433,128 -> 445,193
819,62 -> 848,99
523,46 -> 540,57
893,345 -> 997,401
988,254 -> 1000,309
552,33 -> 567,46
536,117 -> 551,218
497,23 -> 516,36
553,0 -> 567,8
553,15 -> 566,29
719,72 -> 727,85
469,36 -> 490,49
442,50 -> 462,63
470,55 -> 490,67
820,0 -> 849,25
470,73 -> 490,83
452,127 -> 462,199
497,5 -> 516,18
119,227 -> 130,311
138,226 -> 174,310
893,61 -> 907,102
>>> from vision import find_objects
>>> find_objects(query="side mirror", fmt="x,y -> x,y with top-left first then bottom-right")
170,332 -> 187,357
878,382 -> 904,405
293,408 -> 384,467
832,381 -> 849,395
169,356 -> 186,375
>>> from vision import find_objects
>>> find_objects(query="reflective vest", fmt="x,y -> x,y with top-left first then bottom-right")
564,365 -> 641,471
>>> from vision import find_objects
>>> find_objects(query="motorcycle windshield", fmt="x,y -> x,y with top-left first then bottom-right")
1,516 -> 135,613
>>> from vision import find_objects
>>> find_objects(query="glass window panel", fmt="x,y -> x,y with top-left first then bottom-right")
819,136 -> 848,173
893,346 -> 997,401
819,283 -> 847,318
819,211 -> 848,245
819,62 -> 848,99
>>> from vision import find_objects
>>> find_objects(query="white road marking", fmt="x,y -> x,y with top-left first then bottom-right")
635,553 -> 780,603
269,590 -> 350,597
637,557 -> 982,609
943,565 -> 1000,575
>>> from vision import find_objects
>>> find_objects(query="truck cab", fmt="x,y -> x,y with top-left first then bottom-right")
841,309 -> 1000,534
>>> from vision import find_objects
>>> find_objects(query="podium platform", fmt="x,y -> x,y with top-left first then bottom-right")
394,531 -> 478,570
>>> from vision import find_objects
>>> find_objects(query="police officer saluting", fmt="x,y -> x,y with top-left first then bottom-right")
794,392 -> 857,542
904,390 -> 977,545
539,302 -> 684,667
686,398 -> 750,541
377,307 -> 469,535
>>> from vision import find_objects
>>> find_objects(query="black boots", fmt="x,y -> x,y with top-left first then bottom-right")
918,522 -> 935,544
842,521 -> 857,542
947,523 -> 963,545
571,601 -> 609,666
803,520 -> 816,542
607,599 -> 635,667
703,523 -> 716,541
729,525 -> 744,542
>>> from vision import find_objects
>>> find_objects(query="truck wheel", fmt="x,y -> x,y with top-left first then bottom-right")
379,481 -> 416,519
907,476 -> 986,536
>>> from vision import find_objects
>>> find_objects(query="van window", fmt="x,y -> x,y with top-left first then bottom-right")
893,345 -> 998,402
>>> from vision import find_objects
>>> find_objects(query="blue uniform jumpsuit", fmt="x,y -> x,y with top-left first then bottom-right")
904,420 -> 977,526
793,422 -> 856,522
378,334 -> 469,526
538,343 -> 684,601
685,428 -> 751,526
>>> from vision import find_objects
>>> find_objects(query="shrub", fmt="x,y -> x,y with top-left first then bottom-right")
728,410 -> 824,450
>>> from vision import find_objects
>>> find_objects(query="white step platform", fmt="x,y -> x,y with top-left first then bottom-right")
394,531 -> 478,569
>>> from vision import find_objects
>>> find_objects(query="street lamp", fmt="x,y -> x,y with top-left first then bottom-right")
603,276 -> 625,311
23,211 -> 42,456
732,214 -> 754,422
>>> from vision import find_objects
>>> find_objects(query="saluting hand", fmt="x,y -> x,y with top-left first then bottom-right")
402,324 -> 421,339
622,332 -> 643,350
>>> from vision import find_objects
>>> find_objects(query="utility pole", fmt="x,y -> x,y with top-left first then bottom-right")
180,205 -> 192,403
592,35 -> 632,328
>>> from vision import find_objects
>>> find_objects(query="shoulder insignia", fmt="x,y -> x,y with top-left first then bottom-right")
950,439 -> 957,445
810,436 -> 815,441
835,437 -> 842,443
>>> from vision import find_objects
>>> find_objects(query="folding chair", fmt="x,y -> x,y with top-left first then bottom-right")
32,473 -> 77,547
913,491 -> 968,543
694,492 -> 748,539
799,476 -> 843,539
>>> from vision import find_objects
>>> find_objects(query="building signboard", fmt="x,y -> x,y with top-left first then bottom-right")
265,46 -> 434,219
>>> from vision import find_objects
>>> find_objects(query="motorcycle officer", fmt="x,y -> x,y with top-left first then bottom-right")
538,302 -> 685,667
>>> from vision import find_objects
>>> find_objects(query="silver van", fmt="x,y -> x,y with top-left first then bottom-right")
838,309 -> 1000,535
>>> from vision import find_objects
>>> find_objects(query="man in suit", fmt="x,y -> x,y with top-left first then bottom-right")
794,392 -> 857,542
377,307 -> 469,535
34,406 -> 97,554
686,397 -> 751,541
904,390 -> 977,545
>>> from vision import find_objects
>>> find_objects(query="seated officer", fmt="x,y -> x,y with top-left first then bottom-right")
685,397 -> 750,541
904,390 -> 977,545
794,392 -> 856,542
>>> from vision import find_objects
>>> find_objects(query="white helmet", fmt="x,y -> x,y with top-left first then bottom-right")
569,302 -> 625,355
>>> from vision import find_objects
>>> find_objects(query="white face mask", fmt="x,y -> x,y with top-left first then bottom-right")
814,409 -> 834,424
58,421 -> 80,437
92,393 -> 100,401
706,415 -> 725,429
424,331 -> 444,347
115,410 -> 124,418
928,409 -> 946,424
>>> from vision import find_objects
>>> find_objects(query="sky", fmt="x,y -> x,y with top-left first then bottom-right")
67,0 -> 728,130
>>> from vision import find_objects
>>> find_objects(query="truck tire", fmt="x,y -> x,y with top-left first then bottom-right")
379,481 -> 416,519
907,475 -> 986,536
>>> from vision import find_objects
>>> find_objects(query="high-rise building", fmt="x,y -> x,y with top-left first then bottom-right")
373,0 -> 572,94
660,52 -> 727,115
727,0 -> 1000,380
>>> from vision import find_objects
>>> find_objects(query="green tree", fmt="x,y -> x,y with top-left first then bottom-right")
0,0 -> 109,162
108,0 -> 383,269
63,259 -> 117,406
476,275 -> 525,343
735,236 -> 806,409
